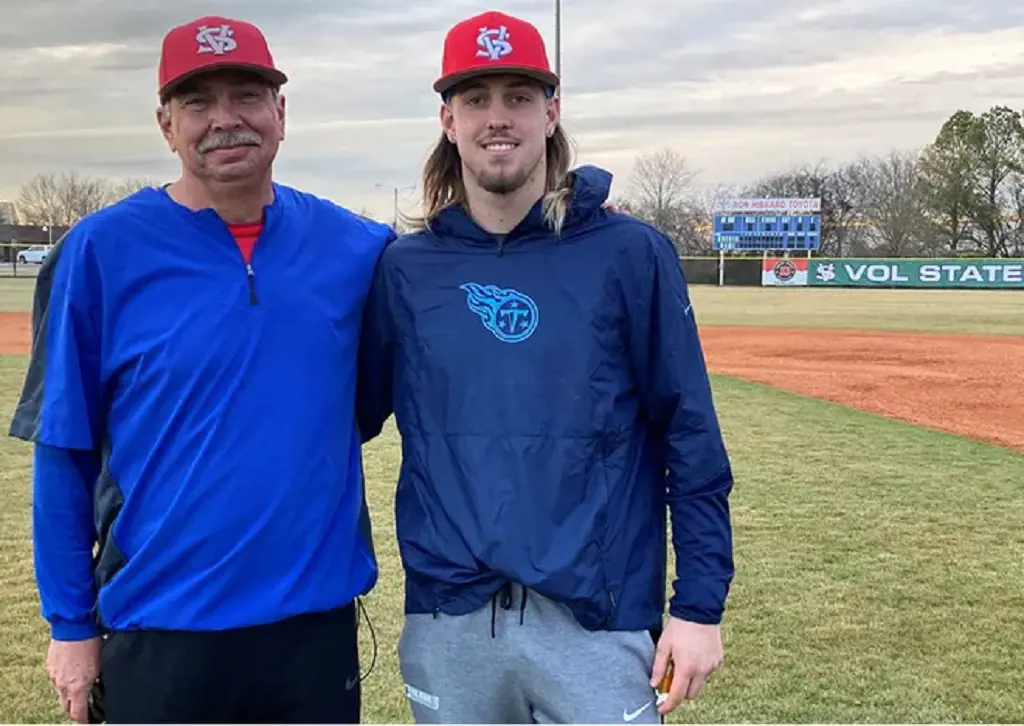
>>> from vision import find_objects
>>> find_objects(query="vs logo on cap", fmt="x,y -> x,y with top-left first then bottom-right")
196,24 -> 237,55
476,25 -> 512,60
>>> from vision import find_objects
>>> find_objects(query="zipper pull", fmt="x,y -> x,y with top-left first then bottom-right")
246,263 -> 258,305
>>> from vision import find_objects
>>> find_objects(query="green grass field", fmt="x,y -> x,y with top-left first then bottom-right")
0,280 -> 1022,723
689,286 -> 1024,336
0,278 -> 34,313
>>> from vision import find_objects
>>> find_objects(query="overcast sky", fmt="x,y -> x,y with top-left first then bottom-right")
2,0 -> 1023,220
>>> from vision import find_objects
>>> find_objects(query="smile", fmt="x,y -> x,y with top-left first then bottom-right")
484,142 -> 517,151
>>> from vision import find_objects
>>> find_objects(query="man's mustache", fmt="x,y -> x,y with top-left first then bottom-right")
198,130 -> 262,153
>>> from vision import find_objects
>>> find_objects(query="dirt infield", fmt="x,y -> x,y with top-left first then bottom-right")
701,327 -> 1024,452
0,310 -> 1020,451
0,313 -> 30,355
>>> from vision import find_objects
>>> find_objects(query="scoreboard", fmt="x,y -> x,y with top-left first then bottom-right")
712,197 -> 822,251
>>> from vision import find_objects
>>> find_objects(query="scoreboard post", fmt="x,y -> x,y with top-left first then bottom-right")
711,197 -> 822,285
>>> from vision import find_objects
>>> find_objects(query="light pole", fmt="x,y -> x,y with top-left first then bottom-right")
554,0 -> 561,78
375,183 -> 416,230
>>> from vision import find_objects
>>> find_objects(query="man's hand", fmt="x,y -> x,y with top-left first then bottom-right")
649,617 -> 724,715
47,637 -> 101,723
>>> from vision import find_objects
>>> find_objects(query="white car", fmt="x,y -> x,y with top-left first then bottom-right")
17,246 -> 50,264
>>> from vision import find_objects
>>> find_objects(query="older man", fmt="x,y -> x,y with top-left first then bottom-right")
10,15 -> 392,724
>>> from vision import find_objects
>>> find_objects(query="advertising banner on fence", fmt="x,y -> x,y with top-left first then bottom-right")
807,259 -> 1024,288
762,258 -> 809,286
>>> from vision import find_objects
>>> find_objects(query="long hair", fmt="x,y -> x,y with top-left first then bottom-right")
403,124 -> 576,235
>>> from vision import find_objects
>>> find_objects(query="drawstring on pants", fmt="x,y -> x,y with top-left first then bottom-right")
489,582 -> 529,638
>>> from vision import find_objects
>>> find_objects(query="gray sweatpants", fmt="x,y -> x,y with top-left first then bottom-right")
398,583 -> 661,724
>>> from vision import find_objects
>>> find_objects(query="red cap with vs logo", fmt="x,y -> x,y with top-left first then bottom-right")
158,15 -> 288,102
433,10 -> 559,96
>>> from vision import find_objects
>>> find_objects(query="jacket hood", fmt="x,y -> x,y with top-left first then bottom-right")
429,164 -> 613,243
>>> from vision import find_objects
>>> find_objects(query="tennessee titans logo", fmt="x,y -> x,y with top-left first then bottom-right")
460,282 -> 538,343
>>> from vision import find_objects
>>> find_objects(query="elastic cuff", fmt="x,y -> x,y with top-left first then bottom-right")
668,599 -> 724,626
50,619 -> 102,641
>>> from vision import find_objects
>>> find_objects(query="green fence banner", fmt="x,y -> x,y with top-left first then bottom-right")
808,259 -> 1024,288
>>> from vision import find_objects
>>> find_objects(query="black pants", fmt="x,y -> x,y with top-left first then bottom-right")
93,604 -> 361,723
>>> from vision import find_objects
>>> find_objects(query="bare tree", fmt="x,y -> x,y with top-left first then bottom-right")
16,171 -> 112,225
16,171 -> 161,226
849,150 -> 928,256
109,177 -> 162,202
626,148 -> 703,252
680,185 -> 727,254
745,160 -> 865,256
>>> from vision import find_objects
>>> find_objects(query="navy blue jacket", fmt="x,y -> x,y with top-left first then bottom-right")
357,165 -> 734,631
10,184 -> 392,639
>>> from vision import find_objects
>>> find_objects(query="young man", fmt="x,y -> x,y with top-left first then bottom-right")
10,15 -> 392,724
356,10 -> 735,724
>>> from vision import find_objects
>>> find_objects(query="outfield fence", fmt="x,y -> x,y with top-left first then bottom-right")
3,243 -> 1021,290
685,255 -> 1024,289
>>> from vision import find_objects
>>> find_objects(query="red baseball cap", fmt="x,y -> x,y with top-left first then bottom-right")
433,10 -> 559,96
158,15 -> 288,101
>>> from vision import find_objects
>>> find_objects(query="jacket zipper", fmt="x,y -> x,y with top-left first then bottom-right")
221,213 -> 265,305
246,262 -> 258,305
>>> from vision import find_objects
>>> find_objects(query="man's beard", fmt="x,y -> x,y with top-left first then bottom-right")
476,154 -> 543,195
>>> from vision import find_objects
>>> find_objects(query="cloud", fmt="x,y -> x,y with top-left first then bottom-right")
1,0 -> 1022,218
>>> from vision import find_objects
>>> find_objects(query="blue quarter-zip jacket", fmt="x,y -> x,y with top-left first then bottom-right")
357,165 -> 735,631
10,183 -> 392,640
